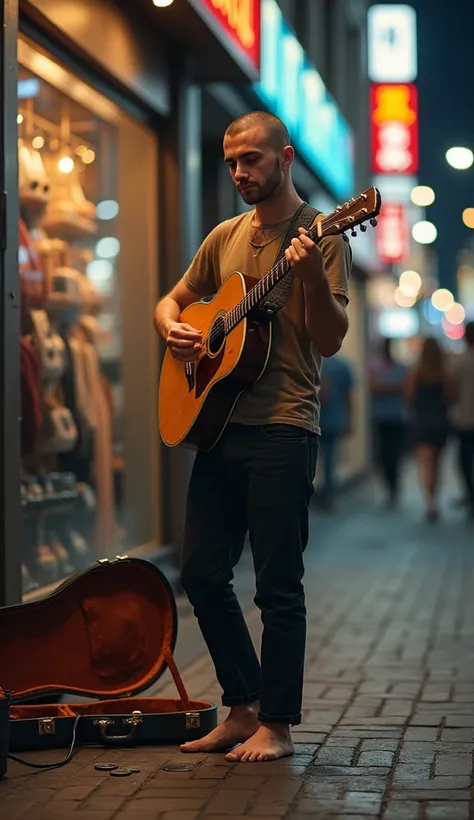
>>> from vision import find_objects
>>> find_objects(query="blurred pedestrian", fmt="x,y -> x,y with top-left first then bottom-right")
404,337 -> 453,522
450,321 -> 474,518
369,337 -> 408,505
319,354 -> 355,510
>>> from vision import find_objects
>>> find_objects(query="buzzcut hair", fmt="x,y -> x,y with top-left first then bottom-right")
224,111 -> 290,151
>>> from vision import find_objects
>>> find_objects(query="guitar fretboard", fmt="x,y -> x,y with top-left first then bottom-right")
225,219 -> 323,333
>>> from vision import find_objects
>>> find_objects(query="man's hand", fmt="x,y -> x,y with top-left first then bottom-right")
285,227 -> 325,286
165,321 -> 202,362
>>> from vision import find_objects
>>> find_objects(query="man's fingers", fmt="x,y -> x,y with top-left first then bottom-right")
169,327 -> 201,341
291,237 -> 307,258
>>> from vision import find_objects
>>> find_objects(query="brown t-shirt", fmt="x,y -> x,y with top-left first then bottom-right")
183,209 -> 351,434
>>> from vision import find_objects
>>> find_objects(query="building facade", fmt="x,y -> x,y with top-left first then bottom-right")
0,0 -> 371,606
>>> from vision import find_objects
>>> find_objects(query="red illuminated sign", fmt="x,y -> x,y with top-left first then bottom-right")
371,83 -> 418,174
376,203 -> 408,264
195,0 -> 261,74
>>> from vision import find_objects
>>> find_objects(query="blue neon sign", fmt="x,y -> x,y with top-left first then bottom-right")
254,0 -> 354,200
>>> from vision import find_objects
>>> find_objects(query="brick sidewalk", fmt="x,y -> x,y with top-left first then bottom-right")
2,472 -> 474,819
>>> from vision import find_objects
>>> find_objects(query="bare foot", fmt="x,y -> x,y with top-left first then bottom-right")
225,723 -> 294,763
180,703 -> 259,753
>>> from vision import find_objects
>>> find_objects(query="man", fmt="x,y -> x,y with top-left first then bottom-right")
154,111 -> 351,763
319,354 -> 355,509
451,320 -> 474,517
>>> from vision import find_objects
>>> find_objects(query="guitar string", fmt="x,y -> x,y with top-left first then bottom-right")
200,206 -> 367,349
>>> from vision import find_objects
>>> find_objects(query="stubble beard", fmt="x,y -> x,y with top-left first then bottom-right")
238,158 -> 283,205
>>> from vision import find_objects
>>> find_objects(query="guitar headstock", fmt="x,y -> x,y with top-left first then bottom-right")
319,187 -> 382,241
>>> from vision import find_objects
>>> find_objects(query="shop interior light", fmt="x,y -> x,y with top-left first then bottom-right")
394,287 -> 416,308
75,144 -> 88,157
444,302 -> 466,325
58,156 -> 74,174
96,237 -> 120,258
446,147 -> 474,170
431,288 -> 454,312
399,270 -> 422,297
410,185 -> 435,207
82,149 -> 96,165
462,208 -> 474,229
32,136 -> 44,150
97,200 -> 120,220
412,220 -> 437,244
17,114 -> 24,124
152,0 -> 174,6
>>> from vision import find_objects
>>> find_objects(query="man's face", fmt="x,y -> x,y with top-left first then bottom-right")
223,127 -> 288,205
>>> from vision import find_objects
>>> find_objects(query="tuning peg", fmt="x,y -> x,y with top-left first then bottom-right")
370,218 -> 378,227
351,229 -> 357,237
360,224 -> 367,233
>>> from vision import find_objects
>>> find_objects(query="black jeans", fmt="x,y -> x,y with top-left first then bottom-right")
181,422 -> 319,726
458,429 -> 474,503
374,421 -> 406,498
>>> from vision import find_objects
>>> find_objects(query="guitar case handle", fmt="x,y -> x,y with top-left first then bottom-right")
93,716 -> 143,745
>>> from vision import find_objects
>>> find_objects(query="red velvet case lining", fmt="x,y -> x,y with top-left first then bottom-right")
0,559 -> 185,704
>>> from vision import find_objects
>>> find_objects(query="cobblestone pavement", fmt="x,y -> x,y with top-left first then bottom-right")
2,466 -> 474,819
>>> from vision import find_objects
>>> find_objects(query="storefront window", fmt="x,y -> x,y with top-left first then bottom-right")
17,38 -> 160,599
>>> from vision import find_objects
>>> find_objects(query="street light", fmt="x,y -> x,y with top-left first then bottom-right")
462,208 -> 474,229
411,185 -> 435,207
446,147 -> 474,170
412,220 -> 437,244
431,288 -> 454,312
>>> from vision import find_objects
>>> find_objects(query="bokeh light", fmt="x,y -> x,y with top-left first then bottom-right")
394,287 -> 416,308
412,221 -> 437,244
444,302 -> 466,325
431,288 -> 454,312
58,156 -> 74,174
442,317 -> 465,340
446,147 -> 474,170
462,208 -> 474,229
32,136 -> 44,150
410,186 -> 435,207
96,237 -> 120,258
399,270 -> 422,297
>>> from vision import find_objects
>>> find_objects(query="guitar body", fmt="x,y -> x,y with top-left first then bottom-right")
159,271 -> 271,451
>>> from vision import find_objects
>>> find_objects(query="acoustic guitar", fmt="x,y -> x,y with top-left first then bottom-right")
159,186 -> 381,451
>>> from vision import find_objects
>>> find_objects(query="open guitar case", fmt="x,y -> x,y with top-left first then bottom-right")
0,557 -> 217,760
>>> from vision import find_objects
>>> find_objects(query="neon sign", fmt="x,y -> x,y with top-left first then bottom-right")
371,83 -> 418,174
255,0 -> 354,200
193,0 -> 261,75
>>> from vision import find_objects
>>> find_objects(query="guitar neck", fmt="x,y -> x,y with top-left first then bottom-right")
226,219 -> 322,332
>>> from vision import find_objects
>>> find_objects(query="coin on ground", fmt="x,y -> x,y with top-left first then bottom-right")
128,767 -> 140,773
162,763 -> 195,772
110,767 -> 132,777
94,763 -> 118,771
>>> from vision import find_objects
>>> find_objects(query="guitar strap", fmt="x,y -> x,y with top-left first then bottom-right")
259,202 -> 321,317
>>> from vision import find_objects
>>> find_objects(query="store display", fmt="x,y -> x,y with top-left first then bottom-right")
17,63 -> 121,598
42,152 -> 97,241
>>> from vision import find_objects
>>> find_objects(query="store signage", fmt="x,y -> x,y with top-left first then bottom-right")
255,0 -> 354,200
376,203 -> 408,264
191,0 -> 261,76
368,5 -> 417,83
371,83 -> 418,174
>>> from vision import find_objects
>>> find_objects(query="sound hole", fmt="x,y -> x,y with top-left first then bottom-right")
208,316 -> 226,355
